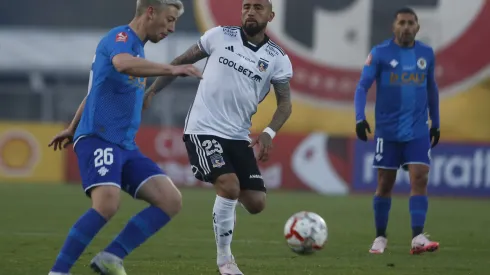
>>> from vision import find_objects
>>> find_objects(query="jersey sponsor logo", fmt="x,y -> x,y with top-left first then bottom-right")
128,75 -> 147,89
236,52 -> 255,64
225,45 -> 234,52
115,32 -> 128,43
251,75 -> 262,82
196,0 -> 490,106
218,56 -> 262,82
258,58 -> 269,72
390,72 -> 426,85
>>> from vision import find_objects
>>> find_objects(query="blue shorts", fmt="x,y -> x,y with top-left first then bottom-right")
372,136 -> 431,169
74,136 -> 165,198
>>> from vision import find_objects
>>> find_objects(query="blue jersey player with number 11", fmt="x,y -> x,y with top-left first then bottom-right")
47,1 -> 202,275
354,7 -> 441,255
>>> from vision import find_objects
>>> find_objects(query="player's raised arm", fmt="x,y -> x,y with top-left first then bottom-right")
427,50 -> 440,147
354,49 -> 379,141
143,27 -> 221,109
107,30 -> 201,78
145,26 -> 221,96
145,43 -> 208,94
112,53 -> 174,77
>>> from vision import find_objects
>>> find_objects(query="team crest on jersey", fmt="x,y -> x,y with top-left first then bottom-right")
116,32 -> 128,43
257,58 -> 269,72
210,154 -> 225,168
417,58 -> 427,70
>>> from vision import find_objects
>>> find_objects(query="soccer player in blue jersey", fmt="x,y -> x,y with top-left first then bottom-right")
354,7 -> 441,255
46,1 -> 202,274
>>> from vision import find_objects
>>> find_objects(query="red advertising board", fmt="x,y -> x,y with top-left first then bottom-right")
66,128 -> 354,194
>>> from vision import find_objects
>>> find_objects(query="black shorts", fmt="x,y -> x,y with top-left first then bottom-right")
183,134 -> 266,192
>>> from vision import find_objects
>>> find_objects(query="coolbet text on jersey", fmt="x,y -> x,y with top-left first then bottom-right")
76,25 -> 146,150
354,39 -> 440,169
184,26 -> 293,142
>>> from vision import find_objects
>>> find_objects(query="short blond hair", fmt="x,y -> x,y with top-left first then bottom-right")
136,0 -> 184,17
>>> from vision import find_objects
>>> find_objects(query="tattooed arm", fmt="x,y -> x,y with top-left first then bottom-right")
146,44 -> 208,94
251,80 -> 292,162
268,81 -> 293,132
143,44 -> 208,109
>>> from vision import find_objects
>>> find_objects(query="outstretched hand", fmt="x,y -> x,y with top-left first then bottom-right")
171,64 -> 203,79
249,132 -> 273,162
48,128 -> 74,151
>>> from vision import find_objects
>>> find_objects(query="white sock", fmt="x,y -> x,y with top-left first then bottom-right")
213,195 -> 237,265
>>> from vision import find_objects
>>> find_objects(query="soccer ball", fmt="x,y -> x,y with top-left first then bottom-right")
284,211 -> 328,254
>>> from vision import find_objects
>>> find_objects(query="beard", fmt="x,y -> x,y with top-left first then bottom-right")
242,20 -> 267,37
398,32 -> 415,46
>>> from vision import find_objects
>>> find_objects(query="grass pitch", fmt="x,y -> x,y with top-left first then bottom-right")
0,183 -> 489,275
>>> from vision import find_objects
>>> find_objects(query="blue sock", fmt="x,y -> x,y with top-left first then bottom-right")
373,196 -> 391,237
409,195 -> 428,238
51,208 -> 107,273
105,206 -> 171,259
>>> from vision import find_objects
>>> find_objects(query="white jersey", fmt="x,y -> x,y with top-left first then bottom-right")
184,26 -> 293,141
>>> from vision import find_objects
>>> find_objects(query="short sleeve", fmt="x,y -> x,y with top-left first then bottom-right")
198,26 -> 223,55
105,31 -> 137,61
271,54 -> 293,84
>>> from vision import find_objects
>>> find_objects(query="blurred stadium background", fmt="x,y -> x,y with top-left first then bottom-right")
1,1 -> 490,274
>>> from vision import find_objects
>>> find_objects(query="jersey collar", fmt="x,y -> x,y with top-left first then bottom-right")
239,28 -> 270,52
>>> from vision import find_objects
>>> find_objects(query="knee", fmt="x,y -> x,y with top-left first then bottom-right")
411,172 -> 429,194
153,184 -> 183,217
214,174 -> 241,200
376,171 -> 397,197
240,191 -> 266,214
244,197 -> 266,215
90,186 -> 120,220
412,173 -> 428,185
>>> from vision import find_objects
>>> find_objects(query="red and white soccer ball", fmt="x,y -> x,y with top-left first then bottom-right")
284,211 -> 328,254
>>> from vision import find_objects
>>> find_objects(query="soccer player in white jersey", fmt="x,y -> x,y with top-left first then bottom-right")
144,0 -> 292,274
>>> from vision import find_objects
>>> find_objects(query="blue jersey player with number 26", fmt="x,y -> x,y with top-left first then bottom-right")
354,7 -> 441,256
47,1 -> 202,275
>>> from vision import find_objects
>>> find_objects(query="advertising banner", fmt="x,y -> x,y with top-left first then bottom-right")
353,140 -> 490,197
66,128 -> 353,195
0,122 -> 65,183
195,0 -> 490,142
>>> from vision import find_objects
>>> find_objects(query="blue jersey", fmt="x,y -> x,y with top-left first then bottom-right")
354,39 -> 440,142
75,25 -> 146,150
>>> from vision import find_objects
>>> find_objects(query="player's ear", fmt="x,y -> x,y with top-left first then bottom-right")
269,11 -> 275,22
147,6 -> 155,20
